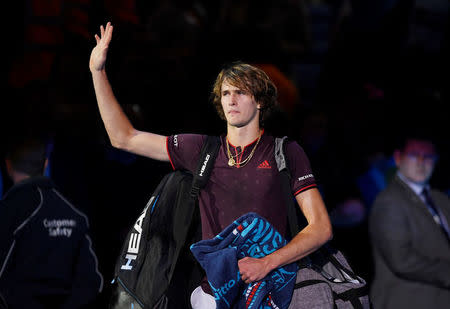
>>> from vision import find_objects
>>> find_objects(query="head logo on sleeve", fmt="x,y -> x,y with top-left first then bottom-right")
298,174 -> 313,182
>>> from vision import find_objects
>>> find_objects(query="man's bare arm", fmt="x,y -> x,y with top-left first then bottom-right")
89,22 -> 168,161
238,188 -> 333,283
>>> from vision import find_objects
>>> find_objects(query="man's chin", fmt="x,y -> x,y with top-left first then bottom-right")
410,176 -> 430,185
227,121 -> 246,128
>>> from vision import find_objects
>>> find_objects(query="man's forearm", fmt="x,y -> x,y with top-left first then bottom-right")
265,188 -> 333,271
239,188 -> 333,283
238,220 -> 332,283
264,221 -> 332,271
91,69 -> 135,149
91,69 -> 169,161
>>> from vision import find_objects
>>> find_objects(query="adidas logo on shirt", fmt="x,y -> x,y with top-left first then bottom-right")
257,160 -> 271,169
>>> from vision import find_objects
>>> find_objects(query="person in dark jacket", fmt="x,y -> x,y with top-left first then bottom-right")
0,138 -> 103,308
369,133 -> 450,308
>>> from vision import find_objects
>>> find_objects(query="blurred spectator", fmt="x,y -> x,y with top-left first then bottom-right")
369,132 -> 450,308
0,137 -> 103,308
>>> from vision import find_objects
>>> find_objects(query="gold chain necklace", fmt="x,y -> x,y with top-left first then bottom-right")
226,147 -> 243,162
226,133 -> 262,168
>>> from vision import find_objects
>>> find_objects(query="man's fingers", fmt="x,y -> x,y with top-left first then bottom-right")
93,23 -> 113,47
106,24 -> 113,41
240,273 -> 247,281
241,273 -> 254,284
95,23 -> 112,45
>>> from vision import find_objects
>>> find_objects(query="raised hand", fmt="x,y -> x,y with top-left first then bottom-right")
89,22 -> 113,73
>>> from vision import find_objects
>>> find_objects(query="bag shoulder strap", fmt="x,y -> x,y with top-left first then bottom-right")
191,135 -> 221,197
275,136 -> 301,238
274,136 -> 289,172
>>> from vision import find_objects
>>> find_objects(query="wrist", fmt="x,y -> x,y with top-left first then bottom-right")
262,254 -> 279,274
90,67 -> 106,75
90,68 -> 108,80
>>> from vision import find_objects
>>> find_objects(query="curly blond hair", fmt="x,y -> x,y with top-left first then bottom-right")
211,62 -> 277,126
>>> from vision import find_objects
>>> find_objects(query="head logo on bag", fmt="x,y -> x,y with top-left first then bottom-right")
199,154 -> 210,177
120,198 -> 154,271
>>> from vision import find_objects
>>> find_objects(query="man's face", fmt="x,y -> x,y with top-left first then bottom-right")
220,80 -> 260,128
394,139 -> 437,184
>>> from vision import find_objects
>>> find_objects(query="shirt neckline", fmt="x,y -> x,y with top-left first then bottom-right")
226,129 -> 265,150
397,171 -> 429,200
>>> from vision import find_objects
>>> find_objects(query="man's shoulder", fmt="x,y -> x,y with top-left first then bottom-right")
168,133 -> 211,148
374,178 -> 402,201
277,137 -> 310,162
46,188 -> 90,227
167,133 -> 223,171
0,177 -> 48,209
372,177 -> 416,214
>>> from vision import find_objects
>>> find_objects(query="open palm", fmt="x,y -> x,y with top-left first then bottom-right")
89,22 -> 113,72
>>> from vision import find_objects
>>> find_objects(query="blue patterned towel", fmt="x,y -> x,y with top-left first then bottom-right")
190,212 -> 297,309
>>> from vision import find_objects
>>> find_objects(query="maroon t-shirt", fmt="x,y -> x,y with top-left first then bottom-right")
166,132 -> 316,240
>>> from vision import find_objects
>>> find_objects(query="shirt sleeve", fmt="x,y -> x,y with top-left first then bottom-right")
166,134 -> 206,172
285,140 -> 317,196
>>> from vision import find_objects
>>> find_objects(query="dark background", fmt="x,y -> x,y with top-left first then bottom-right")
1,0 -> 449,305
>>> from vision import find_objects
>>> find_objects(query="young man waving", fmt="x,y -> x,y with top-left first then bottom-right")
90,22 -> 332,308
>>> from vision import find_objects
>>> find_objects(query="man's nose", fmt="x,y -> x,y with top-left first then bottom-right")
229,93 -> 237,105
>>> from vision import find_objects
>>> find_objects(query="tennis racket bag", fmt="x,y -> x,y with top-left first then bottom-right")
109,136 -> 221,309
